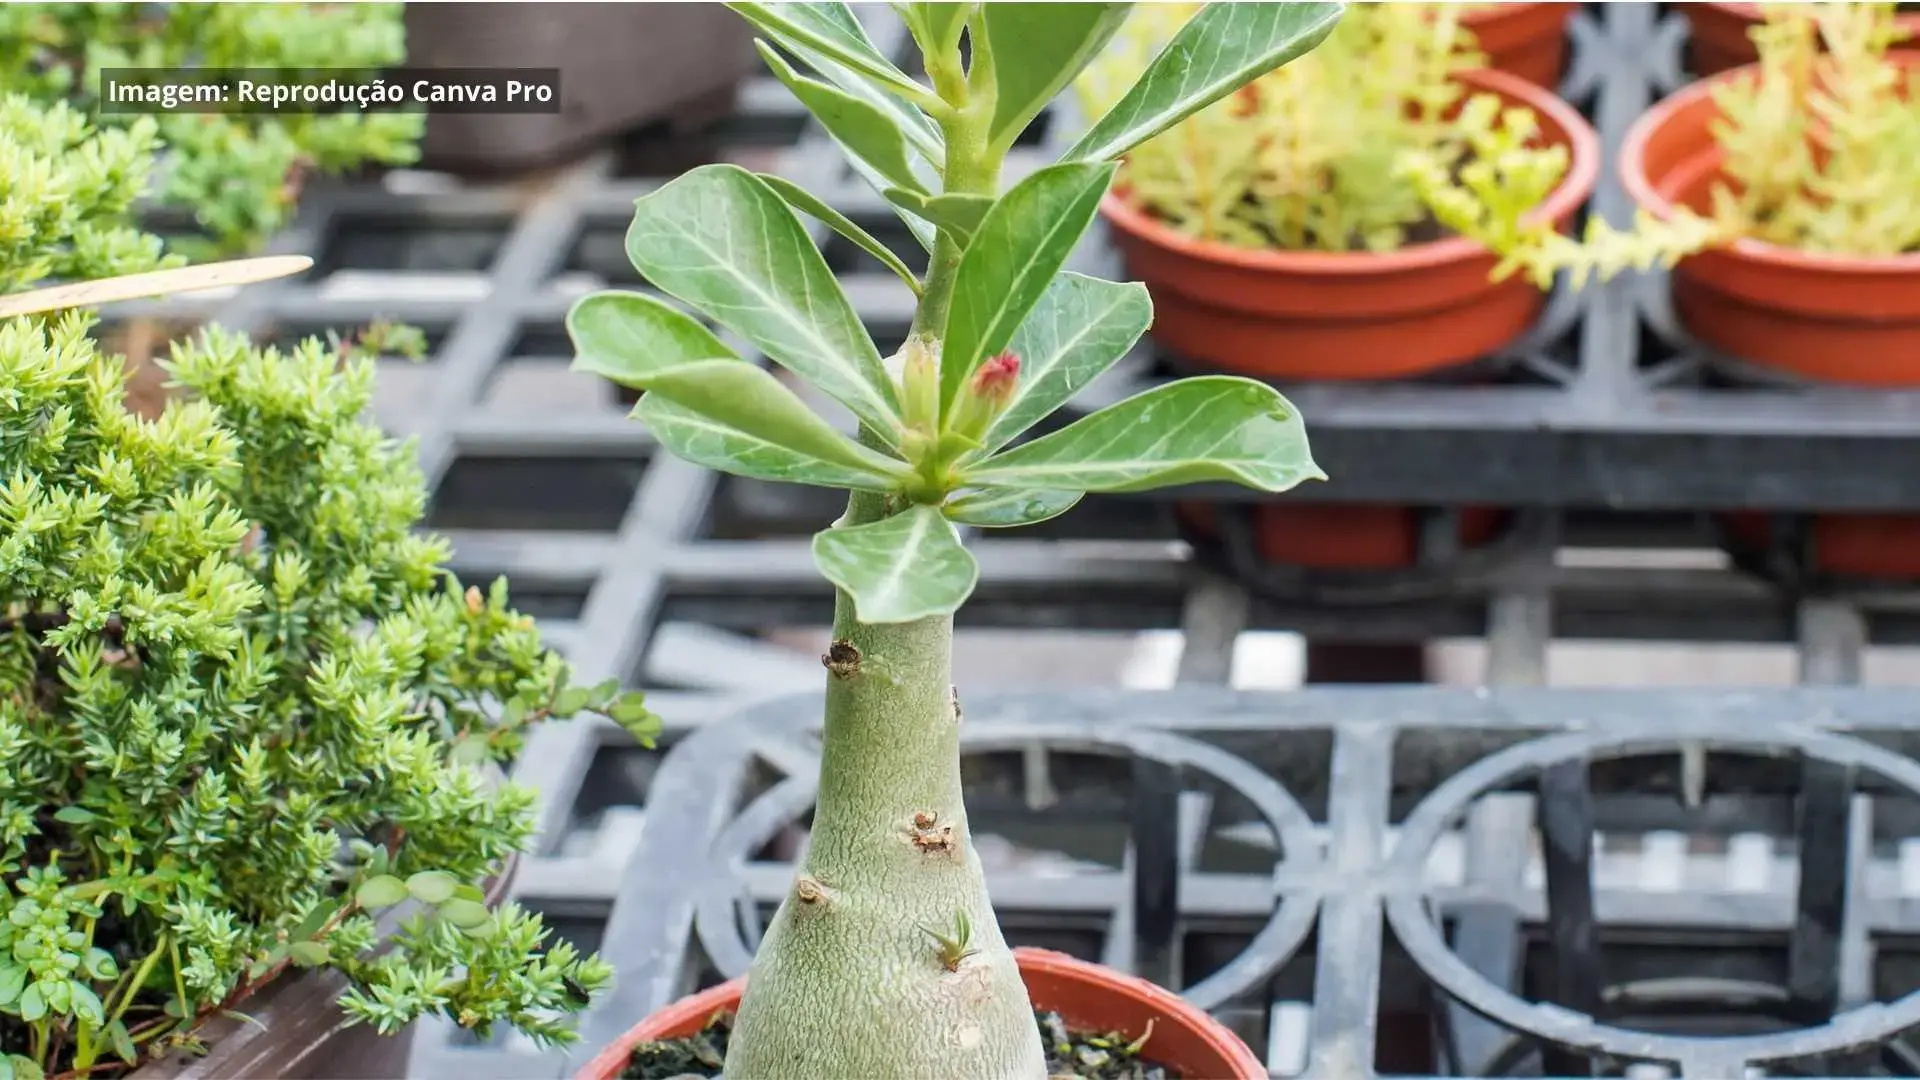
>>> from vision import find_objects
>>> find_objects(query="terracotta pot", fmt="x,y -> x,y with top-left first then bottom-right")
1620,56 -> 1920,386
1684,2 -> 1920,76
1722,511 -> 1920,581
1180,503 -> 1510,571
1462,2 -> 1578,88
574,948 -> 1266,1080
1103,68 -> 1600,381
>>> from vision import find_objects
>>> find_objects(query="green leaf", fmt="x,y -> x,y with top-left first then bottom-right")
637,360 -> 909,490
288,941 -> 330,968
1063,2 -> 1344,164
883,188 -> 995,244
983,3 -> 1132,153
758,173 -> 922,297
293,896 -> 342,941
943,487 -> 1083,528
567,290 -> 737,390
355,874 -> 410,910
17,982 -> 45,1023
406,871 -> 459,905
0,966 -> 25,1008
69,981 -> 104,1025
83,947 -> 117,981
906,2 -> 971,56
5,1055 -> 37,1080
966,376 -> 1324,494
812,504 -> 979,623
610,693 -> 661,747
801,45 -> 945,165
978,272 -> 1152,455
453,883 -> 487,904
939,162 -> 1116,417
756,43 -> 926,197
52,805 -> 95,825
625,165 -> 900,439
461,919 -> 499,941
552,687 -> 590,716
437,898 -> 490,930
108,1020 -> 137,1065
727,3 -> 933,105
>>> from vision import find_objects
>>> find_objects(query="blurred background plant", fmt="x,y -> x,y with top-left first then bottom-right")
0,93 -> 175,295
0,2 -> 423,260
1075,2 -> 1568,254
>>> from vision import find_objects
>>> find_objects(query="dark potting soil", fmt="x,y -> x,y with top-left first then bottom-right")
619,1009 -> 1176,1079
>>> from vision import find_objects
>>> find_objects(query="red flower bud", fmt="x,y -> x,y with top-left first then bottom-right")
969,351 -> 1021,405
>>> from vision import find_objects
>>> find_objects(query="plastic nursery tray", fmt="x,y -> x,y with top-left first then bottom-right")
94,5 -> 1920,1077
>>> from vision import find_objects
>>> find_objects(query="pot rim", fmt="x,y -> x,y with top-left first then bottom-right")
1098,66 -> 1601,276
1619,53 -> 1920,274
573,947 -> 1265,1080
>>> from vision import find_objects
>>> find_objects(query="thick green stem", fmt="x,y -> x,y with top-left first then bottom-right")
723,44 -> 1044,1080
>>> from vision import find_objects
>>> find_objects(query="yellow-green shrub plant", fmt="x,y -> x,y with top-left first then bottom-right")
568,2 -> 1337,1076
1075,2 -> 1573,258
0,314 -> 651,1073
0,3 -> 423,258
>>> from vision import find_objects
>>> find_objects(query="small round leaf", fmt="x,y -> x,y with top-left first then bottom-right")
356,874 -> 409,910
288,941 -> 330,968
436,898 -> 490,929
406,871 -> 459,905
18,982 -> 46,1022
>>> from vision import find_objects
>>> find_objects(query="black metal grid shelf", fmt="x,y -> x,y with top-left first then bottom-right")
92,4 -> 1920,1076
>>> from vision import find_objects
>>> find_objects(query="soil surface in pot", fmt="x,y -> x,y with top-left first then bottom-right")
617,1008 -> 1180,1079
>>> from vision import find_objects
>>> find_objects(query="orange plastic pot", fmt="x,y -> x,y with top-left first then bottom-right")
1620,56 -> 1920,386
1180,503 -> 1510,571
1463,2 -> 1578,88
1103,68 -> 1600,381
573,948 -> 1267,1080
1684,2 -> 1920,76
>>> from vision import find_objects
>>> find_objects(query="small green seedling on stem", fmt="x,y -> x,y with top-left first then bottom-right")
568,3 -> 1340,1077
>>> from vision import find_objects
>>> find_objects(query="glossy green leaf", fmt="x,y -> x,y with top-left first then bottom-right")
905,2 -> 971,56
939,162 -> 1116,417
17,982 -> 44,1023
406,871 -> 459,905
625,164 -> 900,438
5,1055 -> 39,1080
758,173 -> 922,296
1062,2 -> 1345,164
804,47 -> 945,165
983,3 -> 1132,153
355,874 -> 409,910
52,805 -> 95,825
83,947 -> 117,981
288,941 -> 330,968
567,290 -> 737,390
636,392 -> 903,493
812,504 -> 979,623
884,188 -> 995,244
943,487 -> 1083,528
978,272 -> 1152,455
756,43 -> 926,196
728,2 -> 933,105
966,376 -> 1324,493
855,161 -> 937,254
642,360 -> 910,488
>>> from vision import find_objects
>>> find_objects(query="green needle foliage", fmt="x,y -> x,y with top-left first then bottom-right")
0,2 -> 423,259
0,93 -> 175,296
569,3 -> 1336,1076
0,311 -> 653,1076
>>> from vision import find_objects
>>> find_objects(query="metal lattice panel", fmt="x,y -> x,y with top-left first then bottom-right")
89,5 -> 1920,1076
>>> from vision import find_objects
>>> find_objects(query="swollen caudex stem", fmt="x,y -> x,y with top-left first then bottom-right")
724,348 -> 1045,1080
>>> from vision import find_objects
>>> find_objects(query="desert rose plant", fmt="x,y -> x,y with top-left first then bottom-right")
567,3 -> 1339,1077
